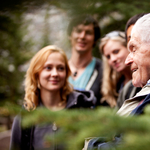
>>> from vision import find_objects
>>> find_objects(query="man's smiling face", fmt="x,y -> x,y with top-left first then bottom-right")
70,24 -> 95,54
125,32 -> 150,87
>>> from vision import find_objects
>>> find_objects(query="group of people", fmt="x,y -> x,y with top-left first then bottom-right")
10,12 -> 150,150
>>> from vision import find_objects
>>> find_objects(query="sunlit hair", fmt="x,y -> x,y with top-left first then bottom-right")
24,45 -> 73,111
99,31 -> 126,107
131,13 -> 150,44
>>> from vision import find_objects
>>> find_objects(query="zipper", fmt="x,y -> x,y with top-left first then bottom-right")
52,122 -> 58,150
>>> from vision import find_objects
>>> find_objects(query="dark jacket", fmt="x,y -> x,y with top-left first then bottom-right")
86,58 -> 103,106
117,80 -> 141,109
10,90 -> 96,150
131,93 -> 150,115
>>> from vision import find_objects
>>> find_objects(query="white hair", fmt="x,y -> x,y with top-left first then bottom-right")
131,13 -> 150,43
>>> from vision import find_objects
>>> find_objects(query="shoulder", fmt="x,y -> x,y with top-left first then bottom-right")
94,57 -> 102,63
120,80 -> 141,99
93,57 -> 103,74
91,57 -> 102,76
131,93 -> 150,115
11,115 -> 21,133
94,57 -> 102,67
121,80 -> 133,93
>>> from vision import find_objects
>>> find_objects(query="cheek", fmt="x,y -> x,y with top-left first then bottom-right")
88,36 -> 95,43
108,59 -> 113,67
38,72 -> 42,81
140,64 -> 150,79
72,33 -> 78,39
120,51 -> 129,60
60,73 -> 67,81
70,34 -> 76,43
38,74 -> 43,85
39,71 -> 45,78
39,71 -> 48,82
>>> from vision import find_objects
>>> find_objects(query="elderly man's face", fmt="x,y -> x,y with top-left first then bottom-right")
125,32 -> 150,87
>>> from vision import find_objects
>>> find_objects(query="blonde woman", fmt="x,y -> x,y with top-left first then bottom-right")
10,45 -> 96,150
100,31 -> 132,107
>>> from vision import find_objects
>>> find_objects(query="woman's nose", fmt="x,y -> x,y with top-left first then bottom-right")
51,68 -> 58,76
110,54 -> 117,63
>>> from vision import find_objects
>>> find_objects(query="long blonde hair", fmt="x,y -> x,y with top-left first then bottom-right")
100,31 -> 126,107
24,45 -> 73,111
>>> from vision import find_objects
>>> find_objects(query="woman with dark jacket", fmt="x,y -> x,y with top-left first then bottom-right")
10,45 -> 96,150
99,31 -> 132,107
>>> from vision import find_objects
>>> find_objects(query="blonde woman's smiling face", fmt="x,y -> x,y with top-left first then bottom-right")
39,52 -> 66,92
103,40 -> 129,72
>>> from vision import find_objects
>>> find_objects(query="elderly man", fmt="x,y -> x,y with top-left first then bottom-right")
85,13 -> 150,150
117,13 -> 150,116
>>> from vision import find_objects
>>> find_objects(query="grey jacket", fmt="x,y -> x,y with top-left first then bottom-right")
117,80 -> 141,109
10,90 -> 96,150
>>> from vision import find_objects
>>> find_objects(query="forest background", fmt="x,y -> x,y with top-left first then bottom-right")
0,0 -> 150,149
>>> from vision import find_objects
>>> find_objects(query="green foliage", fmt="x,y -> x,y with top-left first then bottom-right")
52,0 -> 150,57
17,106 -> 150,150
0,9 -> 33,107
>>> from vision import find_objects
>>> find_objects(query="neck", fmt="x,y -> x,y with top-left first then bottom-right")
69,49 -> 93,78
71,47 -> 93,61
40,90 -> 65,111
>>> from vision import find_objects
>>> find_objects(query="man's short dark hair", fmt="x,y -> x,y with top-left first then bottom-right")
67,14 -> 101,44
125,13 -> 146,42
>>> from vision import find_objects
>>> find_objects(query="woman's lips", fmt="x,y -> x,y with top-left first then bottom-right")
49,80 -> 59,84
114,63 -> 120,68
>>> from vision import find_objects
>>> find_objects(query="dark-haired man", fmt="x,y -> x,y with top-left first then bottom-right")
67,15 -> 103,106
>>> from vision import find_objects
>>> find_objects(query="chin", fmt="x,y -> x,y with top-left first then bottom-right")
132,80 -> 141,87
